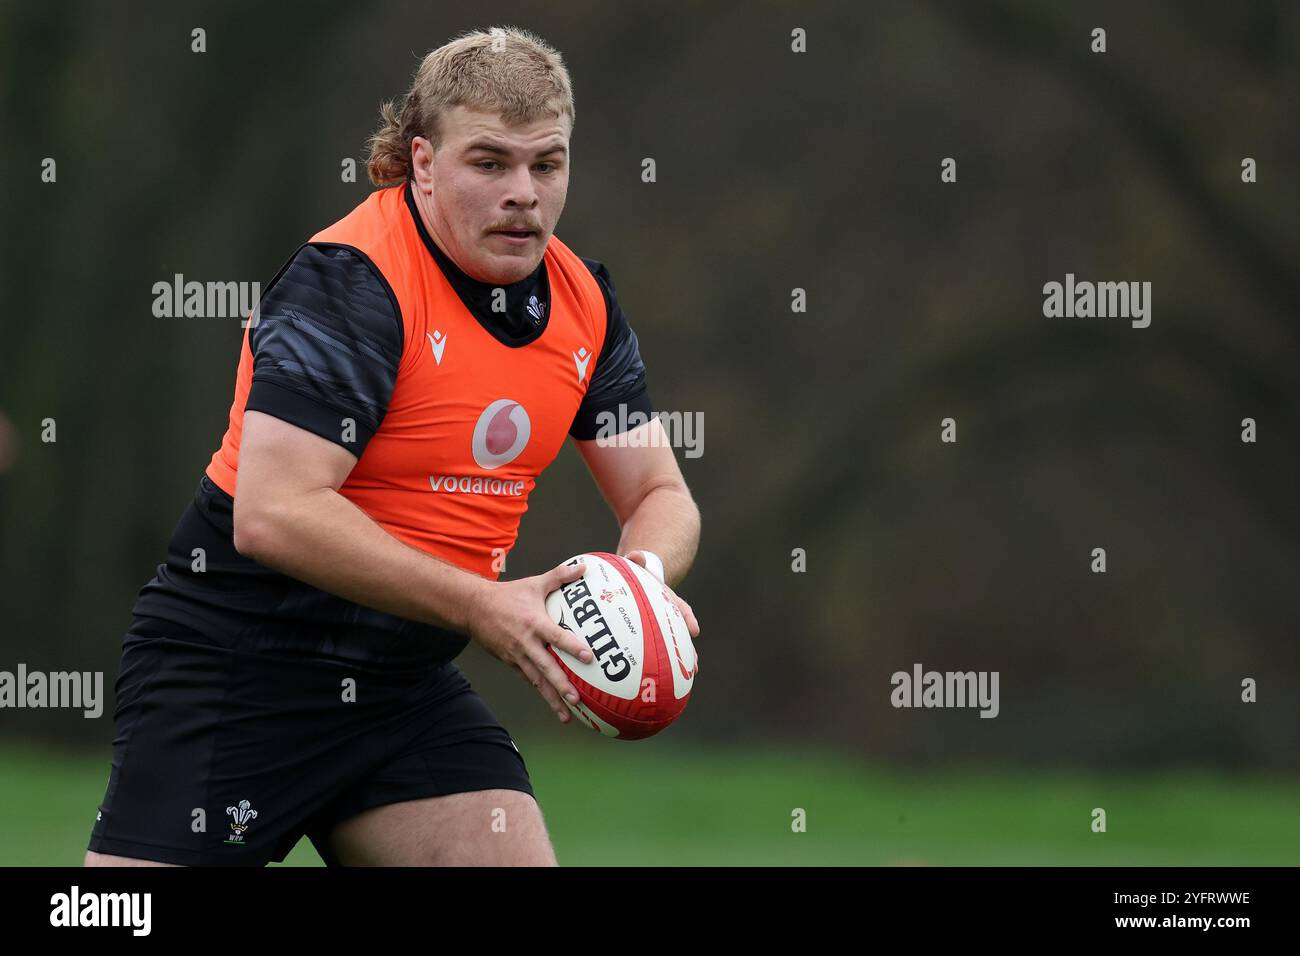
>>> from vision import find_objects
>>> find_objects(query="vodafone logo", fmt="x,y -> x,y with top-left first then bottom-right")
472,399 -> 531,469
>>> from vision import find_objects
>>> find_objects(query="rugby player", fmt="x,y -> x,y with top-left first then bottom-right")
85,26 -> 700,867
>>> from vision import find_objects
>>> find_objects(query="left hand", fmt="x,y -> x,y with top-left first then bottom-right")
623,550 -> 700,641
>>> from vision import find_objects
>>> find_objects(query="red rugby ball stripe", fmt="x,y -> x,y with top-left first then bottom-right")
549,552 -> 686,739
598,551 -> 672,688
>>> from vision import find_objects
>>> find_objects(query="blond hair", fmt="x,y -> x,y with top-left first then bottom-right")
366,26 -> 575,186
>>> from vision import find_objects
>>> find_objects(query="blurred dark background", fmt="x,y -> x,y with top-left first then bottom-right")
1,0 -> 1296,780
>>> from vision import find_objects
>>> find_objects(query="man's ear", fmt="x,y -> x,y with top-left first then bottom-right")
410,136 -> 435,189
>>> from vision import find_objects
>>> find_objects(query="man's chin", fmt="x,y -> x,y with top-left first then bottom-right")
476,249 -> 544,284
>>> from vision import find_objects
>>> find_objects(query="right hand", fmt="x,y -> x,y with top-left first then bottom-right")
465,560 -> 595,723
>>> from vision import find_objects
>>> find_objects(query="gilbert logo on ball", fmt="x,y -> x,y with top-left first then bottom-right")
545,552 -> 698,739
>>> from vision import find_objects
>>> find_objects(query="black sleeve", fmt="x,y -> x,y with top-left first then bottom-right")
570,258 -> 654,440
245,243 -> 404,456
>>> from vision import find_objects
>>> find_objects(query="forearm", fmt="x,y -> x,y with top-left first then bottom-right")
616,484 -> 700,589
235,487 -> 489,633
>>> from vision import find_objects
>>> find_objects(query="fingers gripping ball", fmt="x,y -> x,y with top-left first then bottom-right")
544,552 -> 698,739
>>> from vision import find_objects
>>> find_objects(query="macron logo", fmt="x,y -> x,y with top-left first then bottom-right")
573,347 -> 592,384
427,330 -> 447,365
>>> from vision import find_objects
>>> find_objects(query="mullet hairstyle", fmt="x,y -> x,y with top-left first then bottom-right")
366,25 -> 575,186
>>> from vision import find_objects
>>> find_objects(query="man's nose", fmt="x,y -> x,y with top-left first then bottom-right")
502,164 -> 539,207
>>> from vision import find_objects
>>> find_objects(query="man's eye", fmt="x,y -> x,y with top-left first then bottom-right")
535,163 -> 557,173
476,160 -> 500,171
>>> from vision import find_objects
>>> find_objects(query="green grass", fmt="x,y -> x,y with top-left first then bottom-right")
3,740 -> 1296,866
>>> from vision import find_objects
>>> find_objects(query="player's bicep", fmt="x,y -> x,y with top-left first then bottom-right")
231,243 -> 402,551
573,422 -> 685,528
233,411 -> 358,551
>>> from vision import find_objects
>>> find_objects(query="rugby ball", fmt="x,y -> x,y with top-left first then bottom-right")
545,552 -> 698,739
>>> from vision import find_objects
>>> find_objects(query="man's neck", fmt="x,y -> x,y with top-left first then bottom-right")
402,180 -> 551,347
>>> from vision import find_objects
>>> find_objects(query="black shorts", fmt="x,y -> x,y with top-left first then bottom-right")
87,616 -> 533,866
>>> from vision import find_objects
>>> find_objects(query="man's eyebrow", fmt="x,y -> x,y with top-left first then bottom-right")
464,139 -> 567,157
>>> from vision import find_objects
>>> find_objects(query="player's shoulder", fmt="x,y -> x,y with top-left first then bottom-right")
266,242 -> 397,316
544,233 -> 608,282
306,186 -> 418,286
254,242 -> 403,363
577,255 -> 614,288
311,184 -> 406,247
281,188 -> 410,298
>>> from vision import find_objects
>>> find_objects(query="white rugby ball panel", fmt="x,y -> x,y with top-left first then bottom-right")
618,557 -> 696,700
545,553 -> 645,701
546,552 -> 693,740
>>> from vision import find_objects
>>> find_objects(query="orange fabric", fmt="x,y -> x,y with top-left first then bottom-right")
206,184 -> 608,579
